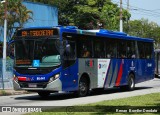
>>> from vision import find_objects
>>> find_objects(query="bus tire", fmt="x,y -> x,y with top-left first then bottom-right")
120,74 -> 135,91
127,74 -> 135,91
78,77 -> 89,97
38,92 -> 50,98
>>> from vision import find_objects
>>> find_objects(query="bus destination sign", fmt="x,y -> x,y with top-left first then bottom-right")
19,29 -> 58,37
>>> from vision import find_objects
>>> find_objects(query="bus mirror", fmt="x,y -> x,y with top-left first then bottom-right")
7,40 -> 15,59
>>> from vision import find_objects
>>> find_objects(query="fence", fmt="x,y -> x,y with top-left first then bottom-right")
0,59 -> 14,89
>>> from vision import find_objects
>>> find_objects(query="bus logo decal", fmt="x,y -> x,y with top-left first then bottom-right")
37,77 -> 45,81
99,64 -> 107,69
26,77 -> 31,81
85,60 -> 94,68
26,77 -> 34,81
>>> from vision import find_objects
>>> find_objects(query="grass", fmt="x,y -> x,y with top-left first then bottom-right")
0,89 -> 30,96
0,90 -> 11,96
25,93 -> 160,115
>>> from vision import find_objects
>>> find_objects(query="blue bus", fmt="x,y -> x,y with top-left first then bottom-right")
11,26 -> 155,97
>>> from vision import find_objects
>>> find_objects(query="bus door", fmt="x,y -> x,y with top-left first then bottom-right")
61,40 -> 78,91
136,59 -> 146,82
145,43 -> 154,80
135,41 -> 145,82
137,42 -> 154,81
145,59 -> 154,80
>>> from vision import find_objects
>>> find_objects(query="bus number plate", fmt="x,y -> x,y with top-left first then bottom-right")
28,84 -> 37,88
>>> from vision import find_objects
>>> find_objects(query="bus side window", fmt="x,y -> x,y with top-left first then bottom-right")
64,41 -> 76,60
94,40 -> 105,58
106,39 -> 117,58
118,40 -> 127,58
127,41 -> 136,58
78,38 -> 92,58
82,47 -> 90,58
145,43 -> 153,59
138,42 -> 145,59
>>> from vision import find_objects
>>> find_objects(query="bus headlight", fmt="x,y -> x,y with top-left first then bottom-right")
49,74 -> 60,83
54,74 -> 60,79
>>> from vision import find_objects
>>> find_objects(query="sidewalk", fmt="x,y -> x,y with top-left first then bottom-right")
0,89 -> 29,96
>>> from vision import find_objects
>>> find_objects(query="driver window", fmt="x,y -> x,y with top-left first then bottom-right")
64,41 -> 76,60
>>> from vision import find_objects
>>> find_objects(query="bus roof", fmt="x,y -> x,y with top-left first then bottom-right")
16,26 -> 154,42
79,29 -> 154,42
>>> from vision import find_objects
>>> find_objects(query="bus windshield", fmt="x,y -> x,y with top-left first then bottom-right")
15,38 -> 61,67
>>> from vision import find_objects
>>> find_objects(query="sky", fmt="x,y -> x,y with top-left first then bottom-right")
112,0 -> 160,25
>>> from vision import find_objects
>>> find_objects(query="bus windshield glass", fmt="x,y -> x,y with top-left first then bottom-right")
15,38 -> 61,67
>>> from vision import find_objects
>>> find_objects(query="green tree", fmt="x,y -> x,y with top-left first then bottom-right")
29,0 -> 130,30
0,0 -> 33,40
124,18 -> 160,44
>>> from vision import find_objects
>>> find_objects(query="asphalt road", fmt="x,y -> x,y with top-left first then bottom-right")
0,78 -> 160,114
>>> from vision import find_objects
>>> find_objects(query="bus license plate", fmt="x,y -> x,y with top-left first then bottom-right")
28,84 -> 37,88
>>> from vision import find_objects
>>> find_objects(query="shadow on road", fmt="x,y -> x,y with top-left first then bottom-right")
14,86 -> 153,101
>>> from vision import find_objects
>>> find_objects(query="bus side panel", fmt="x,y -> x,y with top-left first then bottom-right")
78,58 -> 98,89
118,59 -> 154,86
135,59 -> 154,83
97,59 -> 111,88
61,60 -> 79,91
135,59 -> 146,83
103,59 -> 120,88
79,58 -> 127,89
119,59 -> 137,86
104,59 -> 138,88
145,59 -> 155,80
103,59 -> 129,88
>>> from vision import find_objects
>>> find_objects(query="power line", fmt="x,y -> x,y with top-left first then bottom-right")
122,6 -> 160,17
112,0 -> 160,18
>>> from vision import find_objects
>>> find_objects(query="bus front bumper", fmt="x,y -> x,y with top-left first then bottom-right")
13,79 -> 62,92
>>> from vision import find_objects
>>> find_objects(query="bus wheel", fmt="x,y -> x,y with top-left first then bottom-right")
120,74 -> 135,91
127,74 -> 135,91
78,77 -> 89,97
38,92 -> 50,98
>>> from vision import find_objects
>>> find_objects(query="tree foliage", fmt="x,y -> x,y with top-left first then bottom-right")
0,0 -> 33,40
124,18 -> 160,45
29,0 -> 130,30
6,0 -> 160,44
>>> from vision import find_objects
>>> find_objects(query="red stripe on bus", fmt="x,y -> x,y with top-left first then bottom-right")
115,62 -> 123,86
18,77 -> 26,81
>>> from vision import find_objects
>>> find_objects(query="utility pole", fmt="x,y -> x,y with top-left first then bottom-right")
127,0 -> 130,32
2,0 -> 7,89
127,0 -> 129,11
120,0 -> 123,32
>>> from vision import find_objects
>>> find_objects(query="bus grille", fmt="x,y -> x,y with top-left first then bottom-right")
19,82 -> 48,88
